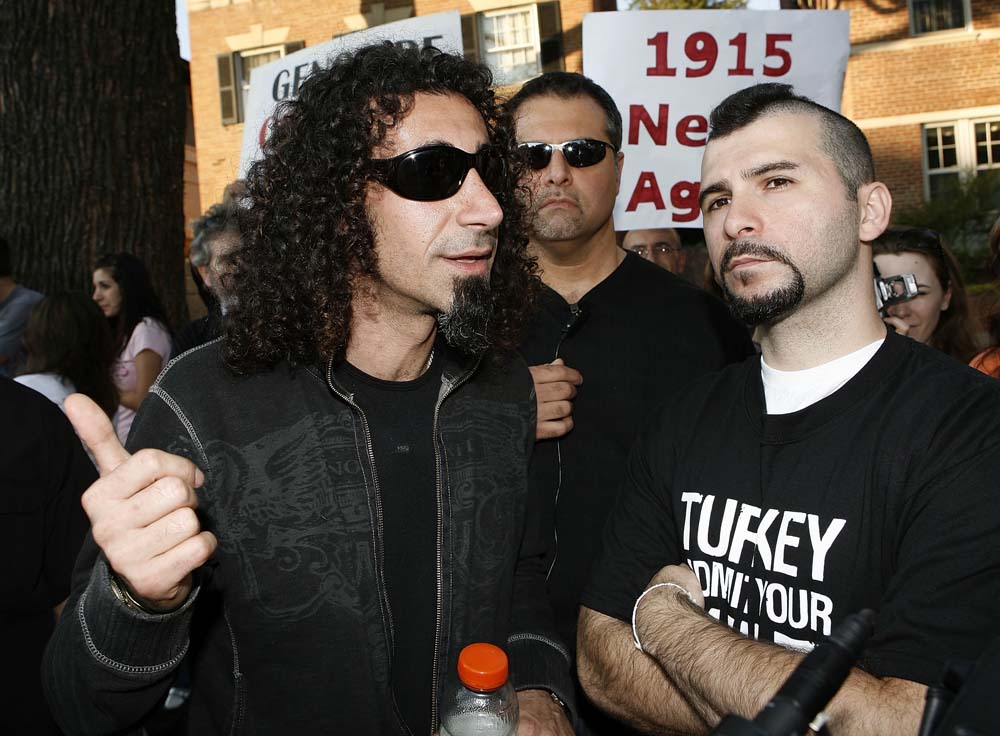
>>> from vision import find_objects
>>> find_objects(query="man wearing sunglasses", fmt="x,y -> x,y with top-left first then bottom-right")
507,72 -> 753,734
44,45 -> 574,736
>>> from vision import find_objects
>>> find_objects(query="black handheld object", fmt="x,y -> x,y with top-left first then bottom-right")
709,609 -> 876,736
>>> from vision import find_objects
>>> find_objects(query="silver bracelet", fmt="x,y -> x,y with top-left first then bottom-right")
108,572 -> 165,615
631,582 -> 696,652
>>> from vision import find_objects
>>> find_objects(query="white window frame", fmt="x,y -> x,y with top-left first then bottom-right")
236,44 -> 287,122
922,117 -> 1000,201
907,0 -> 972,36
478,4 -> 543,86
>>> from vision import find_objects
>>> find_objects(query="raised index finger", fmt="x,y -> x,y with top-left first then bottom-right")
65,393 -> 130,477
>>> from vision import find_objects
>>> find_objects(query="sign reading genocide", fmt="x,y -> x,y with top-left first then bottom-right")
582,10 -> 849,229
239,12 -> 463,176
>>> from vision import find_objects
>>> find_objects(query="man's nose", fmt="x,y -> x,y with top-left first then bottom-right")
543,149 -> 572,186
455,168 -> 504,230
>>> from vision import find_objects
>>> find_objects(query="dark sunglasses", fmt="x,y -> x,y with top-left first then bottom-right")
519,138 -> 616,170
367,144 -> 507,202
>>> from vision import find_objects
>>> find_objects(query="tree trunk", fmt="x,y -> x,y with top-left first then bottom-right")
0,1 -> 188,328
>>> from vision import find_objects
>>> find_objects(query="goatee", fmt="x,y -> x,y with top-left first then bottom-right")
437,276 -> 494,356
720,241 -> 806,327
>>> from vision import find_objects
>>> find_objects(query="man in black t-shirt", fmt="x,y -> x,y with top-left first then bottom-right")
578,83 -> 1000,735
507,73 -> 753,733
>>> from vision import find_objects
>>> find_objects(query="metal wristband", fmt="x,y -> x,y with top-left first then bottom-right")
108,571 -> 166,615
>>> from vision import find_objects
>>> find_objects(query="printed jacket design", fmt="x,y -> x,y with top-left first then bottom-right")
43,340 -> 571,735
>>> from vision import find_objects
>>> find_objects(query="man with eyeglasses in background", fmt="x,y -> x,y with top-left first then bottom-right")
622,227 -> 687,275
43,44 -> 574,736
507,72 -> 753,734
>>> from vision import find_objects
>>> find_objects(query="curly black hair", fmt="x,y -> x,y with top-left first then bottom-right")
225,43 -> 538,374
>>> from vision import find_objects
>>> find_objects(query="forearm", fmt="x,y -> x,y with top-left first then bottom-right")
577,607 -> 714,735
43,558 -> 195,734
637,588 -> 924,735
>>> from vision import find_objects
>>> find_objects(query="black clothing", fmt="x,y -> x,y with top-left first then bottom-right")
519,252 -> 753,653
173,308 -> 223,357
42,340 -> 573,735
584,333 -> 1000,685
1,378 -> 95,736
338,357 -> 443,736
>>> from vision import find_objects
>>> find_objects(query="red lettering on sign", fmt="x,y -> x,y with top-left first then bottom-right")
727,33 -> 753,76
671,181 -> 701,223
646,32 -> 677,77
628,104 -> 669,146
626,172 -> 666,212
685,32 -> 717,78
676,115 -> 708,147
764,33 -> 793,76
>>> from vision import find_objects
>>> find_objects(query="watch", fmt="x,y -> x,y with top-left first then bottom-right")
108,571 -> 164,615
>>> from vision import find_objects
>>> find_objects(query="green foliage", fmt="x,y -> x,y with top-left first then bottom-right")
894,172 -> 1000,285
630,0 -> 747,9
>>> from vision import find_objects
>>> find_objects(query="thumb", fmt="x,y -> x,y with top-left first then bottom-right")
65,393 -> 130,476
550,358 -> 564,366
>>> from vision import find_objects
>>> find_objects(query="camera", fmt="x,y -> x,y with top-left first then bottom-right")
873,263 -> 919,316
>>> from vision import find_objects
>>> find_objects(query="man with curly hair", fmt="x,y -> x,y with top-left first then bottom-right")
44,44 -> 574,735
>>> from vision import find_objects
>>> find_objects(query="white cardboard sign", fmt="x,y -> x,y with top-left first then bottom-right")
582,10 -> 850,229
238,12 -> 463,177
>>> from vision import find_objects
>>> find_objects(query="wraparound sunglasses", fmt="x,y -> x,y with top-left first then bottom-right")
367,144 -> 507,202
518,138 -> 616,170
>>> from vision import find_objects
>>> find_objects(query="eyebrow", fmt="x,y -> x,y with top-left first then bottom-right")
699,160 -> 800,210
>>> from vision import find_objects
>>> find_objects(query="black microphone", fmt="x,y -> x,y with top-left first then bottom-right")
561,304 -> 587,338
710,609 -> 876,736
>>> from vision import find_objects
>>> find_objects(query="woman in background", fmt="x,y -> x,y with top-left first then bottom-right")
92,252 -> 172,444
15,292 -> 118,416
873,226 -> 978,363
970,215 -> 1000,377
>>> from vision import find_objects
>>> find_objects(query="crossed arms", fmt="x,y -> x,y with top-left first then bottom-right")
577,565 -> 926,736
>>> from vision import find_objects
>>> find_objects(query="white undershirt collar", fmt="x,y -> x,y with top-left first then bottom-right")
761,339 -> 884,415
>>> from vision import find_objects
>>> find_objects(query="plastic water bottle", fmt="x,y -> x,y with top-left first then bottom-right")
440,643 -> 519,736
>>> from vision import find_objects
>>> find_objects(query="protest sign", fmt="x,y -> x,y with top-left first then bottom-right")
582,10 -> 849,229
239,12 -> 463,176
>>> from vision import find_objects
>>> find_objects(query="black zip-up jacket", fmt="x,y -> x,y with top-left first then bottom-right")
42,340 -> 573,735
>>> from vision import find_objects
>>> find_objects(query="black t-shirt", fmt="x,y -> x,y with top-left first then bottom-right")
518,252 -> 753,650
337,355 -> 443,736
583,332 -> 1000,685
1,378 -> 95,734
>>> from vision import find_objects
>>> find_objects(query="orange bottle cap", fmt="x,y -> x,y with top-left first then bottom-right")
457,643 -> 509,692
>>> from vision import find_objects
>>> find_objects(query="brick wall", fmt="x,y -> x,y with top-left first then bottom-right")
865,124 -> 925,214
847,37 -> 1000,120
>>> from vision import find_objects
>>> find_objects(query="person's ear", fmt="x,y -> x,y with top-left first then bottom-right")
614,150 -> 625,194
941,285 -> 952,311
858,181 -> 892,243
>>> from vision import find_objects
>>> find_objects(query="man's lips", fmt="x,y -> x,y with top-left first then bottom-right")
727,256 -> 772,272
539,197 -> 577,210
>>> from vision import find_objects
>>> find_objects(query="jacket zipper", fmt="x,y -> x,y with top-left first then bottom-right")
327,354 -> 478,735
428,362 -> 477,735
325,361 -> 396,654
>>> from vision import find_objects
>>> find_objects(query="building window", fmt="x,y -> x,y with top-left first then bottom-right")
975,120 -> 1000,210
462,2 -> 562,86
217,41 -> 304,125
923,118 -> 1000,208
908,0 -> 969,35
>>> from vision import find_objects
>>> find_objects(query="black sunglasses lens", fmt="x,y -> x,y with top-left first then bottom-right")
523,143 -> 553,170
393,148 -> 468,201
476,147 -> 507,193
563,140 -> 608,167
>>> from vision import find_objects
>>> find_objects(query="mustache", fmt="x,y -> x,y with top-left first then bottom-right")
530,187 -> 581,211
720,240 -> 795,275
